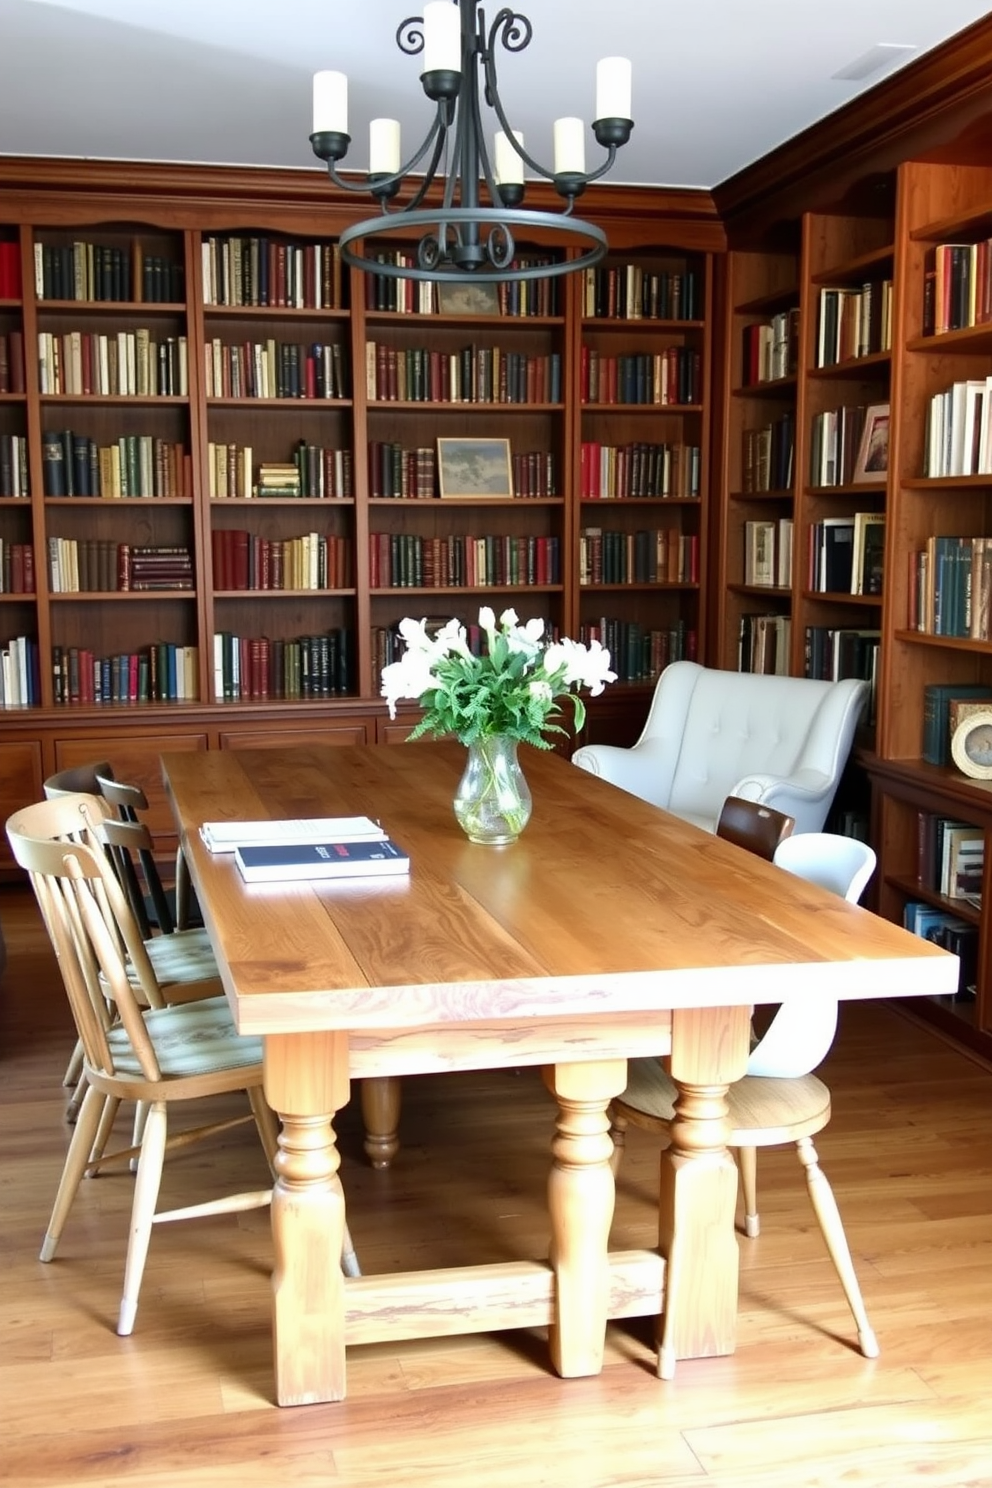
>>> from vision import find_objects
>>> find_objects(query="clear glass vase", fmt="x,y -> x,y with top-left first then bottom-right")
453,734 -> 532,845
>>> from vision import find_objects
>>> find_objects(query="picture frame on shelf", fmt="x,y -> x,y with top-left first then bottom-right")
853,403 -> 890,482
436,280 -> 500,317
951,708 -> 992,779
437,438 -> 514,500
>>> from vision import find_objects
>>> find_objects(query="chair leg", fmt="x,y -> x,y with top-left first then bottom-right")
608,1104 -> 628,1175
65,1068 -> 88,1123
118,1100 -> 168,1336
341,1222 -> 361,1278
87,1095 -> 122,1170
247,1086 -> 279,1175
130,1100 -> 150,1174
795,1135 -> 879,1359
735,1144 -> 760,1237
40,1082 -> 105,1262
63,1038 -> 84,1089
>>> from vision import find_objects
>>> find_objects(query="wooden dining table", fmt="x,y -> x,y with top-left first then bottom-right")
162,741 -> 956,1407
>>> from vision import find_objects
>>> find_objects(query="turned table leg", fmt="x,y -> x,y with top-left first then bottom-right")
264,1031 -> 351,1407
361,1075 -> 401,1168
657,1004 -> 750,1379
544,1059 -> 627,1378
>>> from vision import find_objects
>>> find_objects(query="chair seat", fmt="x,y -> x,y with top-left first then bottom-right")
142,928 -> 220,988
618,1057 -> 831,1146
106,996 -> 264,1079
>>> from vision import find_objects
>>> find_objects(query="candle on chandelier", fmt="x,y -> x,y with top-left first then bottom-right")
313,71 -> 348,135
595,57 -> 631,121
553,118 -> 585,175
369,118 -> 401,175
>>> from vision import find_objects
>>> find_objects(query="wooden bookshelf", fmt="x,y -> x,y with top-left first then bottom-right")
0,159 -> 724,872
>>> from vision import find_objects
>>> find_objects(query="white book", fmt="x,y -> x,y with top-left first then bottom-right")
200,815 -> 385,854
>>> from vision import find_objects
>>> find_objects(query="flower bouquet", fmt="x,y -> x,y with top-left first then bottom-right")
381,606 -> 616,844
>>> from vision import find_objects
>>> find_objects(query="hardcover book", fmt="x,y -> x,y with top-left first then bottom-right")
234,836 -> 409,883
201,815 -> 383,853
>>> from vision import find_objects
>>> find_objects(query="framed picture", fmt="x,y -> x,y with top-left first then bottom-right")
853,403 -> 890,482
436,280 -> 500,317
437,437 -> 514,500
951,708 -> 992,779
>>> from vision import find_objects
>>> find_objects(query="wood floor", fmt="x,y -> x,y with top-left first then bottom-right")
3,882 -> 992,1488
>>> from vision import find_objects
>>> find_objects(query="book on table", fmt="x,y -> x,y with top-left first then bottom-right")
234,836 -> 410,883
200,815 -> 384,853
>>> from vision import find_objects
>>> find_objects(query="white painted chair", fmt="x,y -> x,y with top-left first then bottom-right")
610,831 -> 879,1373
572,661 -> 868,834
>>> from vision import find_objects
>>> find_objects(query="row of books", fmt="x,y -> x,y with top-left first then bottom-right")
368,442 -> 557,501
578,617 -> 697,683
917,813 -> 984,900
205,442 -> 354,501
741,308 -> 799,386
814,280 -> 893,367
33,240 -> 183,304
741,414 -> 795,494
201,236 -> 342,310
0,433 -> 28,497
579,441 -> 700,500
0,540 -> 34,593
41,429 -> 192,499
739,612 -> 791,675
365,341 -> 562,405
808,403 -> 873,487
807,513 -> 885,595
909,535 -> 992,638
0,635 -> 40,707
37,330 -> 188,398
203,338 -> 348,401
210,530 -> 352,592
213,630 -> 352,701
804,626 -> 880,725
924,377 -> 992,476
0,239 -> 22,299
743,517 -> 793,588
923,240 -> 992,336
582,265 -> 701,323
903,901 -> 977,1001
368,532 -> 561,590
579,528 -> 698,586
0,329 -> 24,392
580,348 -> 701,406
51,642 -> 199,704
920,684 -> 992,766
46,539 -> 193,593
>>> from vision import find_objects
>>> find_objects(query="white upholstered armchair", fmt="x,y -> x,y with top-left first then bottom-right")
571,661 -> 868,834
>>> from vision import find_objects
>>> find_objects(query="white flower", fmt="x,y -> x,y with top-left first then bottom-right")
381,650 -> 438,717
529,679 -> 553,705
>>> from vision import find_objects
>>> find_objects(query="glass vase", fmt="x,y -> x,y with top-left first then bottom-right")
453,734 -> 532,845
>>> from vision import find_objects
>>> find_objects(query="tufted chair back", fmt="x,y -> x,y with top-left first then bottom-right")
572,661 -> 868,834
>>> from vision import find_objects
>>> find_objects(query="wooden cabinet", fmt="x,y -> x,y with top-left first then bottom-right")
0,161 -> 724,862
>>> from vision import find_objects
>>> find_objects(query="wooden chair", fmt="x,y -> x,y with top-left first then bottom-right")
38,783 -> 221,1116
610,829 -> 879,1375
6,797 -> 361,1334
715,794 -> 795,859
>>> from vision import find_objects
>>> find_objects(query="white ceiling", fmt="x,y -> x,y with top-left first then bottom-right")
1,0 -> 991,190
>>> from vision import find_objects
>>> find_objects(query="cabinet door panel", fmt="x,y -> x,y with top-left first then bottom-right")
54,733 -> 207,837
0,741 -> 45,870
219,722 -> 372,750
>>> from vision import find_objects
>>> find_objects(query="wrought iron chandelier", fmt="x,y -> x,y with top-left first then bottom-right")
310,1 -> 633,283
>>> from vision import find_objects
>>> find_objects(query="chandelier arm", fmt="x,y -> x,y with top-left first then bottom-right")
397,126 -> 450,215
320,107 -> 446,203
482,10 -> 557,184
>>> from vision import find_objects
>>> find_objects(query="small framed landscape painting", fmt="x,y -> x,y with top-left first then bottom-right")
853,403 -> 890,482
436,280 -> 500,316
951,708 -> 992,779
437,437 -> 514,499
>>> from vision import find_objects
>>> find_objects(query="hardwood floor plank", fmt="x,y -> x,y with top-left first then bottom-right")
3,881 -> 992,1488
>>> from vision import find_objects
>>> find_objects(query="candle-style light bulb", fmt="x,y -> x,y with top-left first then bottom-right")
595,57 -> 631,121
423,1 -> 461,72
494,130 -> 525,186
313,71 -> 348,134
369,118 -> 401,175
553,117 -> 585,175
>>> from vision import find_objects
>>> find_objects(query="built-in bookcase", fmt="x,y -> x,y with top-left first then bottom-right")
0,164 -> 723,870
577,247 -> 711,683
715,244 -> 800,675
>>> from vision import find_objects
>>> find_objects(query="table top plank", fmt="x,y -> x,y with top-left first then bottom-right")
163,744 -> 957,1034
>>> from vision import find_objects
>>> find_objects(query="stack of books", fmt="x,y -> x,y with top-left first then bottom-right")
254,462 -> 301,498
198,815 -> 410,884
